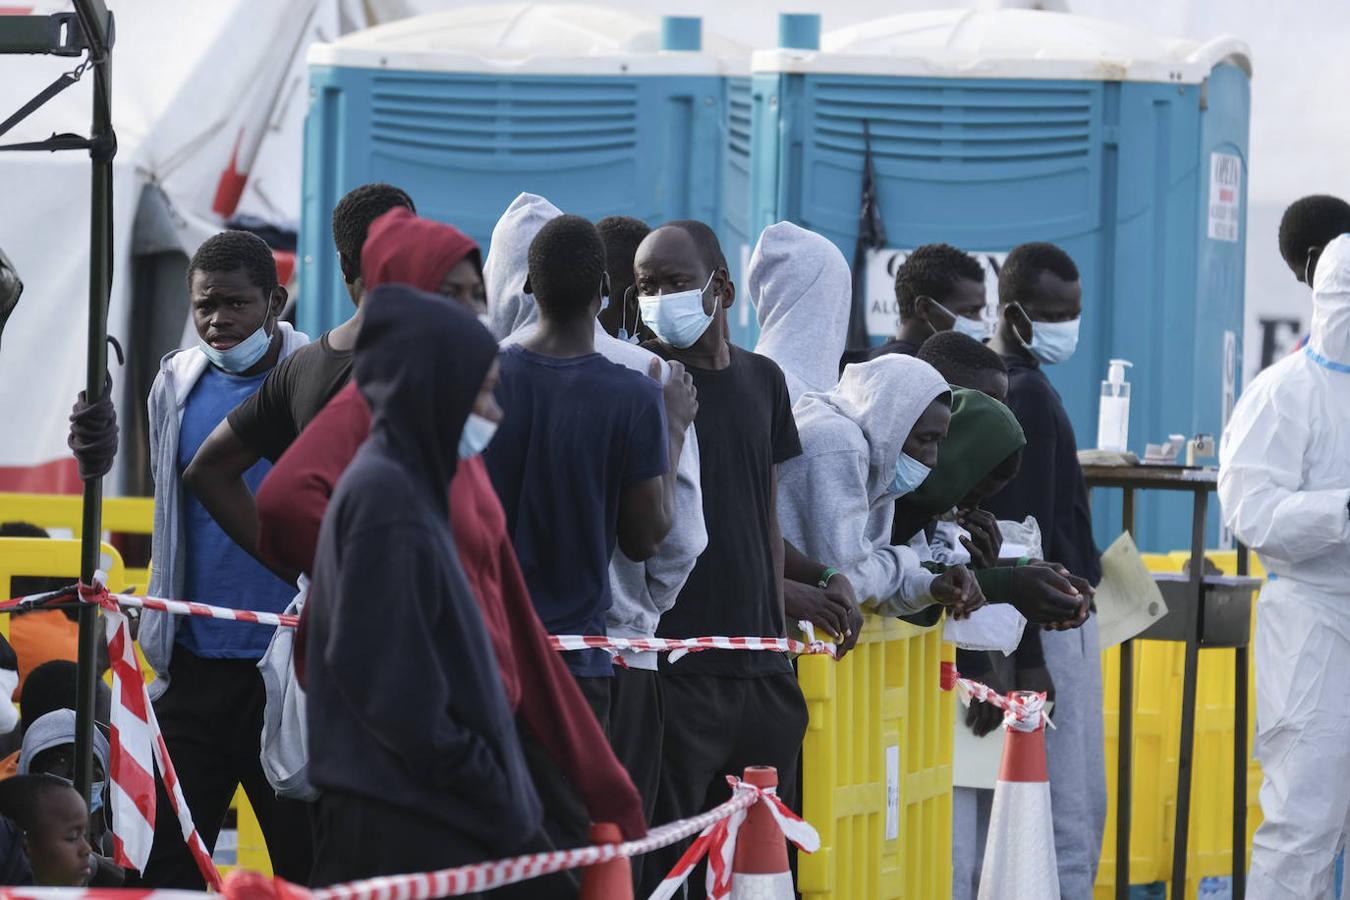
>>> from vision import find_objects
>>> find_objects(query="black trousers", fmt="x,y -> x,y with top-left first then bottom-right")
311,789 -> 489,895
639,672 -> 808,899
136,650 -> 312,888
607,666 -> 663,888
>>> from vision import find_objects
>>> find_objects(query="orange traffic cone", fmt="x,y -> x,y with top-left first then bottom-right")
580,822 -> 633,900
729,766 -> 795,899
977,691 -> 1059,900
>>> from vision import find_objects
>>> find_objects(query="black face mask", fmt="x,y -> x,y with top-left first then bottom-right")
0,245 -> 23,352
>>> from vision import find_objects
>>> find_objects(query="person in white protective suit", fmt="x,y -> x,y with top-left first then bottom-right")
1218,230 -> 1350,899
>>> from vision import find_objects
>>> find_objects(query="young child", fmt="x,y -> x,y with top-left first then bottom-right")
0,774 -> 92,886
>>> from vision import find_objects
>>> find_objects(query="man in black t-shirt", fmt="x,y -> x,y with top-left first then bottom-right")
182,183 -> 414,575
635,220 -> 843,898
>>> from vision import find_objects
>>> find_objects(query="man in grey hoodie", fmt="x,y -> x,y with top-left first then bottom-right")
777,354 -> 982,619
138,231 -> 311,887
484,195 -> 706,869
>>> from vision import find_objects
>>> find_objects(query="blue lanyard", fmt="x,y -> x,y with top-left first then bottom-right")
1304,344 -> 1350,374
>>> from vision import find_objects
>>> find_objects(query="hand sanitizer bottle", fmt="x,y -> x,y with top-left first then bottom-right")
1097,359 -> 1133,452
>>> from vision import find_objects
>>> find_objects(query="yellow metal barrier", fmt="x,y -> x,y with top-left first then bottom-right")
1095,551 -> 1263,899
0,492 -> 154,592
0,537 -> 127,642
798,616 -> 953,899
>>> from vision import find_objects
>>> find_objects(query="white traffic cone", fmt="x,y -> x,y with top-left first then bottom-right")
729,767 -> 795,899
977,690 -> 1059,900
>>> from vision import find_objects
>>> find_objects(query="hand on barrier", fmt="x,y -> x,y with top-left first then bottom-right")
785,580 -> 861,658
966,667 -> 1009,738
932,565 -> 985,619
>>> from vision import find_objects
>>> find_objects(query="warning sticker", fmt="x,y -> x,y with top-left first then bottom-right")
864,248 -> 1006,340
1208,152 -> 1242,242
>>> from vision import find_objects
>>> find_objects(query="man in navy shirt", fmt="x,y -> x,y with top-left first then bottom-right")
138,232 -> 311,886
485,214 -> 698,722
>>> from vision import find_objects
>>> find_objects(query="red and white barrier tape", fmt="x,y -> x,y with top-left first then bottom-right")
549,633 -> 837,661
1,586 -> 835,659
81,577 -> 223,891
939,661 -> 1054,731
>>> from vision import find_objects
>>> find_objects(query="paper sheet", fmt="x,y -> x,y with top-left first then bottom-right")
953,701 -> 1004,789
1093,532 -> 1169,648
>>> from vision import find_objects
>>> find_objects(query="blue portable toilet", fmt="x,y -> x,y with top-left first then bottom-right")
299,3 -> 749,337
747,10 -> 1251,553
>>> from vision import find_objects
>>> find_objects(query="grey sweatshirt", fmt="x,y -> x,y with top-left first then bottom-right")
140,324 -> 308,698
777,354 -> 950,616
484,194 -> 706,669
749,221 -> 853,406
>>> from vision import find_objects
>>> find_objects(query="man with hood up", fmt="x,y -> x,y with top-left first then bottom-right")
748,221 -> 853,406
1220,232 -> 1350,898
484,194 -> 706,868
305,288 -> 540,887
258,207 -> 645,895
776,355 -> 983,620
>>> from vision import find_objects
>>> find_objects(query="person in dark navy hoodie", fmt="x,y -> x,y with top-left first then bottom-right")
304,286 -> 541,889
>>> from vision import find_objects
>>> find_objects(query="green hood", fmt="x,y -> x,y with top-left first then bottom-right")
897,387 -> 1026,521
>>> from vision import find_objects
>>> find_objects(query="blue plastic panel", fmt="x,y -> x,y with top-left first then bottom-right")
300,64 -> 735,338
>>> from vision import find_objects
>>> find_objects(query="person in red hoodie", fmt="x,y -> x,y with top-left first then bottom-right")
256,207 -> 645,895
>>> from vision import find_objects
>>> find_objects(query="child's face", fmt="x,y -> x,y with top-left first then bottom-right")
27,786 -> 92,886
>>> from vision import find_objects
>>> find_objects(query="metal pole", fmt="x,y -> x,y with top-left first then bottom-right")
1170,489 -> 1208,898
73,0 -> 113,804
1233,542 -> 1251,900
1116,486 -> 1136,900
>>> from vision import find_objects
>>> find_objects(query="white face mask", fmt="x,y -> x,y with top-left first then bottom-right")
951,314 -> 991,342
197,301 -> 274,373
638,272 -> 717,349
1022,317 -> 1080,365
458,412 -> 498,460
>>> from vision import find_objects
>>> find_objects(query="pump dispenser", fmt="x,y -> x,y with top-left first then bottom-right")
1097,359 -> 1133,452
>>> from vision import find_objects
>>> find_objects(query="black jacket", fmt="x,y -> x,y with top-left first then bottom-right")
305,286 -> 541,853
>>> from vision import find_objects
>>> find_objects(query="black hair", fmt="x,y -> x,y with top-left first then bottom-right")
20,661 -> 77,734
997,242 -> 1079,307
187,230 -> 279,295
331,183 -> 416,283
662,220 -> 729,273
0,774 -> 75,832
597,216 -> 651,274
895,243 -> 985,319
917,332 -> 1007,387
527,214 -> 607,319
1278,195 -> 1350,278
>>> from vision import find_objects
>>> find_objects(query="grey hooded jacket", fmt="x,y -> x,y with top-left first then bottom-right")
777,354 -> 949,615
141,324 -> 309,698
749,221 -> 853,406
485,193 -> 706,668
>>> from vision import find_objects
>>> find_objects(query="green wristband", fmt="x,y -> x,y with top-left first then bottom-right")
1016,556 -> 1032,567
818,567 -> 841,589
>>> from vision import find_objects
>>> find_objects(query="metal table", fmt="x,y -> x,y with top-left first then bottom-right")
1082,465 -> 1252,900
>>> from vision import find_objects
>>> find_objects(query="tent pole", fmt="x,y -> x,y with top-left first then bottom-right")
73,0 -> 114,805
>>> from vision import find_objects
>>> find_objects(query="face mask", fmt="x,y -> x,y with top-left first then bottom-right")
198,302 -> 274,373
952,314 -> 991,342
458,412 -> 498,460
1022,317 -> 1080,365
89,780 -> 107,817
889,451 -> 932,497
599,293 -> 610,314
638,272 -> 717,349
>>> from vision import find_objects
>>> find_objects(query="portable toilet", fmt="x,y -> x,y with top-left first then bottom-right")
299,3 -> 749,337
748,10 -> 1250,553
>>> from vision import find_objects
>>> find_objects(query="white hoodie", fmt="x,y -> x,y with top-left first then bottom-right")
483,194 -> 707,668
749,221 -> 853,406
778,354 -> 950,615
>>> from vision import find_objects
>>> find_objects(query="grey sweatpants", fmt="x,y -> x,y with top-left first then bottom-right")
1042,614 -> 1107,899
952,786 -> 994,900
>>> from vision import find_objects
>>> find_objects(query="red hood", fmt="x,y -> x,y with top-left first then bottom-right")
361,206 -> 481,292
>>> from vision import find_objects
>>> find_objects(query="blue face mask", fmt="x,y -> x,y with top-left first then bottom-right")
198,303 -> 274,373
638,272 -> 717,349
1023,317 -> 1080,366
889,451 -> 932,497
90,780 -> 107,817
458,412 -> 498,460
952,313 -> 991,342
